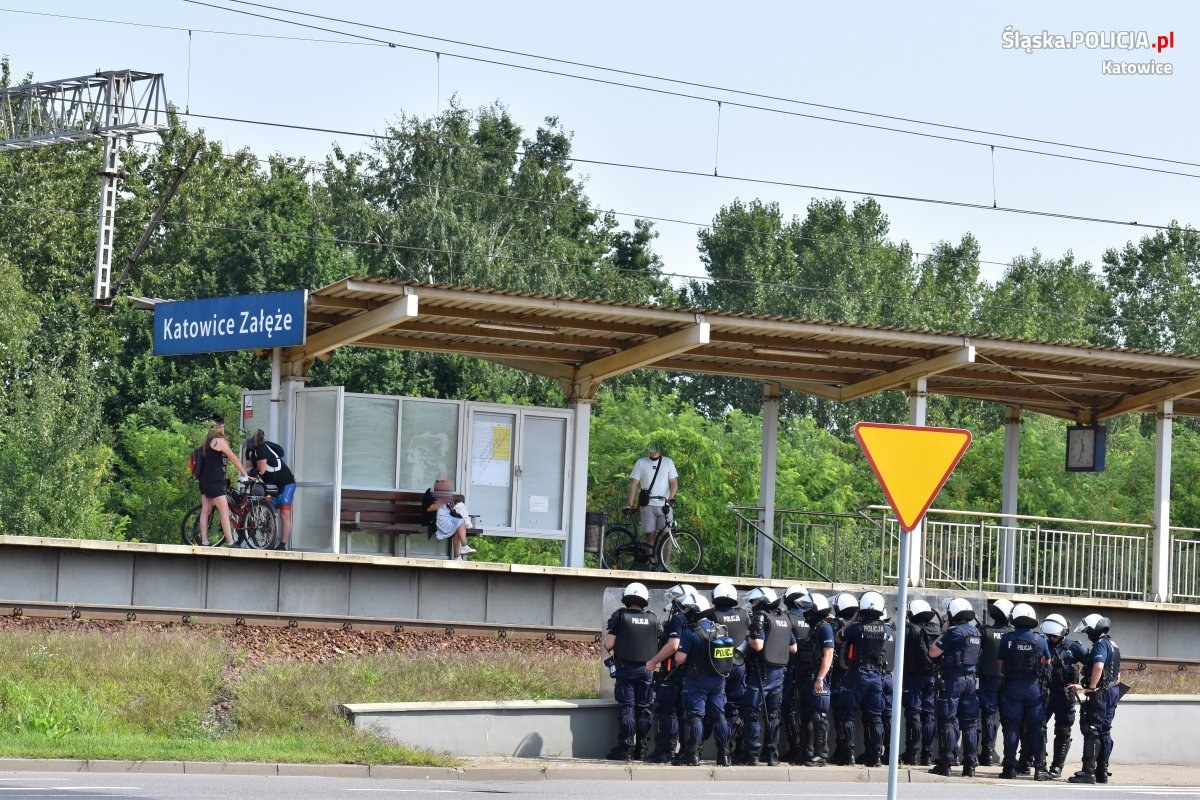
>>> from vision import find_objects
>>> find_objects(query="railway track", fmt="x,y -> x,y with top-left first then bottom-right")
0,599 -> 602,642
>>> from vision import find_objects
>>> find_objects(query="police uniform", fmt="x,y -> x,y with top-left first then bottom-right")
647,609 -> 689,761
998,627 -> 1051,776
839,618 -> 892,767
1075,634 -> 1122,783
741,605 -> 795,765
711,603 -> 750,758
829,616 -> 854,764
797,617 -> 835,766
903,615 -> 941,765
977,618 -> 1013,765
677,617 -> 736,765
781,608 -> 811,763
933,620 -> 982,775
1045,635 -> 1087,776
605,605 -> 658,758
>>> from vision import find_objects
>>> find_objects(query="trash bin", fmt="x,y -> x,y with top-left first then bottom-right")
584,511 -> 606,553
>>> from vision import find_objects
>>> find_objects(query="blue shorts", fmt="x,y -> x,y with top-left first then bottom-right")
274,483 -> 297,509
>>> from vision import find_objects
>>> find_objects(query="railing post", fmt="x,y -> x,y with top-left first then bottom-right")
979,517 -> 987,590
834,517 -> 842,584
1088,527 -> 1096,596
1034,523 -> 1041,594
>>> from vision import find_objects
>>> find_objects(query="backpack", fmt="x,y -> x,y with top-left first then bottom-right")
188,446 -> 205,481
422,488 -> 438,539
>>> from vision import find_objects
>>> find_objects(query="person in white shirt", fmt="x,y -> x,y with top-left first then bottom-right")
625,442 -> 679,549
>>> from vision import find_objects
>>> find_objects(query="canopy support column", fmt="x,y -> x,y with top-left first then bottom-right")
756,383 -> 780,579
999,406 -> 1021,592
564,399 -> 592,569
1152,399 -> 1174,601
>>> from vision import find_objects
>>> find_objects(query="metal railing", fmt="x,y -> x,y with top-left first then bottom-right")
729,504 -> 1200,603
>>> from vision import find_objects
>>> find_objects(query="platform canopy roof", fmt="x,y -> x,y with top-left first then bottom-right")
292,277 -> 1200,421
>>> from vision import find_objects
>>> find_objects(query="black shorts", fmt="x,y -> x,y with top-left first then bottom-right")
200,482 -> 225,500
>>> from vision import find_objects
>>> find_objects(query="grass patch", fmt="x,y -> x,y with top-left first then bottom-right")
0,626 -> 596,765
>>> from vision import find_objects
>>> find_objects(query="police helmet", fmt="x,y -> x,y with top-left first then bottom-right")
712,582 -> 739,608
746,586 -> 779,609
665,583 -> 698,612
988,598 -> 1015,626
622,582 -> 649,608
858,591 -> 886,619
678,592 -> 701,618
908,599 -> 935,623
1074,612 -> 1110,641
833,592 -> 859,619
1011,603 -> 1037,629
783,584 -> 808,609
1041,613 -> 1069,639
694,594 -> 713,616
947,597 -> 976,623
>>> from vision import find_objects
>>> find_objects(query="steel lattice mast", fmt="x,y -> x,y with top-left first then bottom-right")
0,70 -> 170,303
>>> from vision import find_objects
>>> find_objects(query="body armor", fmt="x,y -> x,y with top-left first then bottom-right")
977,624 -> 1012,677
613,608 -> 659,663
713,607 -> 749,648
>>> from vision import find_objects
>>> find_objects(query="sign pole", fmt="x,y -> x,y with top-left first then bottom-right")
886,526 -> 912,800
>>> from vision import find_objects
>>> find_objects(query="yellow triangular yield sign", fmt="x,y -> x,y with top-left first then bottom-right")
854,422 -> 972,531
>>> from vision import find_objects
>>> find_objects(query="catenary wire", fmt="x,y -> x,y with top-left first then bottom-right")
176,0 -> 1200,180
217,0 -> 1200,170
0,198 -> 1154,331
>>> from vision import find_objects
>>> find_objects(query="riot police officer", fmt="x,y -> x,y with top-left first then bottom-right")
1067,613 -> 1122,784
780,584 -> 810,764
997,603 -> 1051,780
644,583 -> 696,763
1041,613 -> 1087,778
928,597 -> 982,777
711,583 -> 749,759
902,599 -> 941,766
739,587 -> 796,766
674,593 -> 735,766
795,592 -> 835,767
603,582 -> 658,761
836,591 -> 891,767
829,592 -> 859,765
977,598 -> 1014,767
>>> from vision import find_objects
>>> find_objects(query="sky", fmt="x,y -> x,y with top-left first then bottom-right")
2,2 -> 1197,287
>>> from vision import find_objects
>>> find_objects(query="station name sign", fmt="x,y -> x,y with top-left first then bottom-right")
153,290 -> 307,355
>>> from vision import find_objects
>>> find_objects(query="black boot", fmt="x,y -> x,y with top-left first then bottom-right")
928,762 -> 952,777
1049,727 -> 1071,778
805,713 -> 829,767
1068,735 -> 1099,784
716,743 -> 732,767
782,711 -> 801,763
1095,761 -> 1109,784
606,745 -> 632,761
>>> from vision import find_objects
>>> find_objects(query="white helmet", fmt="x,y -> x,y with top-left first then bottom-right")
622,582 -> 649,607
1011,603 -> 1037,628
989,598 -> 1015,626
746,586 -> 779,608
799,592 -> 831,618
1074,612 -> 1110,641
833,592 -> 859,619
908,599 -> 934,623
947,597 -> 976,623
665,583 -> 698,612
859,591 -> 886,618
712,582 -> 739,608
695,595 -> 713,614
1041,613 -> 1069,638
783,584 -> 808,608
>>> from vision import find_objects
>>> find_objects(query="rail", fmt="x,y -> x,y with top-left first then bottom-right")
729,504 -> 1200,603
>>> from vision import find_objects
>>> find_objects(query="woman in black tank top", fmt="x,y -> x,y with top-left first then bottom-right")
197,422 -> 250,546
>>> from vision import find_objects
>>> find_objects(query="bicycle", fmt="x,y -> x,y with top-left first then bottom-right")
600,502 -> 703,574
181,478 -> 278,549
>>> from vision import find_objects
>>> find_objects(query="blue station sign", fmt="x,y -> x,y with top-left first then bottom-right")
154,289 -> 308,355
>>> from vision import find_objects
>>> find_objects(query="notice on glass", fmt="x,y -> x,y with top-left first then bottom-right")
529,495 -> 549,513
471,419 -> 512,487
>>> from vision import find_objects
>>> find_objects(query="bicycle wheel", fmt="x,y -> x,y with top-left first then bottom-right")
242,501 -> 278,549
600,526 -> 640,570
181,504 -> 223,547
657,528 -> 703,574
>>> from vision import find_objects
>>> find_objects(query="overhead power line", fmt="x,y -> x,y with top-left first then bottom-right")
181,109 -> 1176,232
182,0 -> 1200,178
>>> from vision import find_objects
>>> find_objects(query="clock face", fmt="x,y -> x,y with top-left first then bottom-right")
1067,427 -> 1096,470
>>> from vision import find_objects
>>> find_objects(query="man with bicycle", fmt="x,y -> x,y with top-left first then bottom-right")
625,441 -> 678,552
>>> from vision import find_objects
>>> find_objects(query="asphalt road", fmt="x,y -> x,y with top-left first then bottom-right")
4,773 -> 1200,800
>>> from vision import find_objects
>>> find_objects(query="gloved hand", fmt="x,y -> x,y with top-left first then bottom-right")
749,612 -> 764,637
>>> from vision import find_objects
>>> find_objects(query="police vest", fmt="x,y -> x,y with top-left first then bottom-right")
797,622 -> 822,673
905,620 -> 941,675
978,624 -> 1012,677
1003,634 -> 1040,679
1048,641 -> 1081,689
1100,637 -> 1121,687
713,607 -> 749,648
759,611 -> 792,667
613,608 -> 659,664
882,624 -> 895,673
789,614 -> 811,666
942,624 -> 982,672
701,623 -> 736,677
831,618 -> 850,672
847,620 -> 887,669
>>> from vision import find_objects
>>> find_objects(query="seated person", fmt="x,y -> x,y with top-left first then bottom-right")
427,492 -> 475,560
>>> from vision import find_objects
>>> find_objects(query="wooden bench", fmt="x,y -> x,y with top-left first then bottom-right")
339,489 -> 480,558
